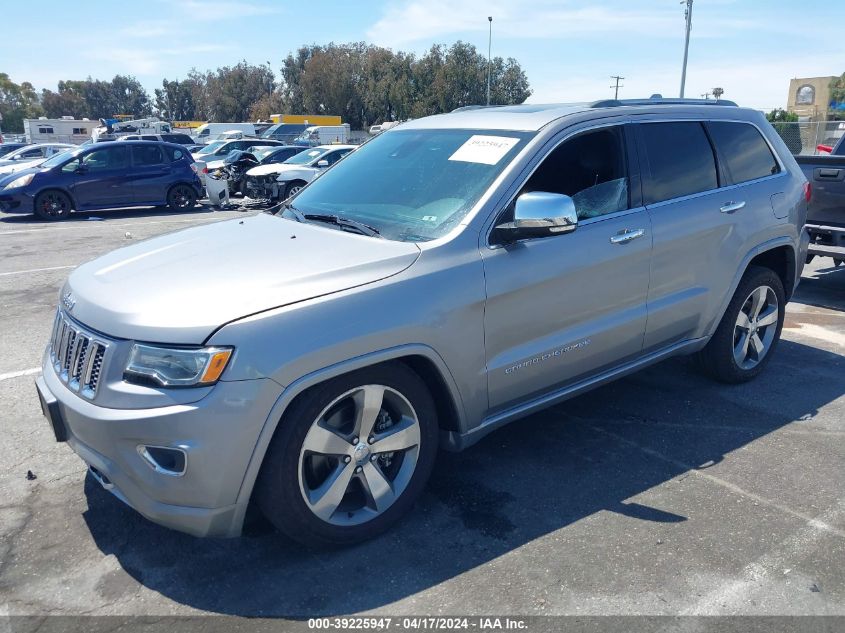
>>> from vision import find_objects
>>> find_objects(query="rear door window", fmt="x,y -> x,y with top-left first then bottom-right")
132,145 -> 164,166
706,121 -> 779,185
640,122 -> 718,205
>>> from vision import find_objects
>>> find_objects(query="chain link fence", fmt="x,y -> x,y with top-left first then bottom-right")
771,120 -> 845,155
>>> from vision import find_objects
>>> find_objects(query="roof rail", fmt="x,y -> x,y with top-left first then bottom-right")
591,97 -> 738,108
450,105 -> 497,113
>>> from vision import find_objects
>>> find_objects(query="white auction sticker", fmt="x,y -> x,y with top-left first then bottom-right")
448,135 -> 520,165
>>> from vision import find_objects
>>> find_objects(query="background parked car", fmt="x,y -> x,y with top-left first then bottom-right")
0,143 -> 75,168
260,123 -> 310,143
244,144 -> 354,200
201,145 -> 308,193
0,141 -> 202,220
117,133 -> 197,145
0,142 -> 30,157
190,138 -> 285,163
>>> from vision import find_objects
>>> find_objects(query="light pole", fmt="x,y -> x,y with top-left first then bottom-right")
679,0 -> 693,98
486,16 -> 492,106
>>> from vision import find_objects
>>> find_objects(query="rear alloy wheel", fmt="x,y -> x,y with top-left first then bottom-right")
696,266 -> 785,383
34,191 -> 72,221
167,184 -> 197,211
256,363 -> 438,546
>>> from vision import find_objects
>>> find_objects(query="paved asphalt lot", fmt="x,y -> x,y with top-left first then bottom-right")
0,205 -> 843,618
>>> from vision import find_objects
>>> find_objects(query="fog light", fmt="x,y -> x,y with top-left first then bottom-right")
138,445 -> 187,476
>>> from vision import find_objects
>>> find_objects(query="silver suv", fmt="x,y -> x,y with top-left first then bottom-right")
36,99 -> 810,545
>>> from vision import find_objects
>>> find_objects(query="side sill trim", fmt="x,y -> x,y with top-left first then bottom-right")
441,337 -> 707,451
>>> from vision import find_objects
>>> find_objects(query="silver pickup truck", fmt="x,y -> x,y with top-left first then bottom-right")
796,135 -> 845,265
36,99 -> 809,546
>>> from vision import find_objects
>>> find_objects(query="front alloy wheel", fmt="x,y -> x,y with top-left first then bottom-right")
299,385 -> 421,525
256,363 -> 438,546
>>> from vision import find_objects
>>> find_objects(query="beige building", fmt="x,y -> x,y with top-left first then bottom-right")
787,76 -> 836,120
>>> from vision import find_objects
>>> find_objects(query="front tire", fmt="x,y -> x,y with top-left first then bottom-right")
167,184 -> 197,211
696,266 -> 785,383
284,180 -> 307,199
256,363 -> 438,547
34,190 -> 72,220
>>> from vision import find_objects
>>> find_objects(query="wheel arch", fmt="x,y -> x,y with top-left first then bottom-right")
230,344 -> 466,535
705,237 -> 797,339
33,187 -> 77,211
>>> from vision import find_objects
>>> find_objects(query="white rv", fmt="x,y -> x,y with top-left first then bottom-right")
24,117 -> 97,144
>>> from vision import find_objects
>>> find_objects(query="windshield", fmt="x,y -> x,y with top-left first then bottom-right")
283,148 -> 326,165
196,141 -> 225,155
289,129 -> 531,241
40,148 -> 83,169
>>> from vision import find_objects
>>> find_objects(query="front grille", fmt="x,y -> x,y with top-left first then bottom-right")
49,309 -> 110,398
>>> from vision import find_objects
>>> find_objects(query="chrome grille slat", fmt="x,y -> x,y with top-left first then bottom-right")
48,309 -> 110,398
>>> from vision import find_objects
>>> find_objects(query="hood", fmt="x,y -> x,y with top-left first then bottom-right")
246,163 -> 304,177
64,213 -> 420,344
0,165 -> 45,187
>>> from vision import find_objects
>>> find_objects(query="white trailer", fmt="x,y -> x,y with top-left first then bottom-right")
24,117 -> 97,144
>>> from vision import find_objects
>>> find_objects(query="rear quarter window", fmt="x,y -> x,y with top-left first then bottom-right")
640,122 -> 718,205
706,121 -> 779,185
164,146 -> 185,162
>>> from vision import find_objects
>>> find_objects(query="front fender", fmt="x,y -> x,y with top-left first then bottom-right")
228,343 -> 466,534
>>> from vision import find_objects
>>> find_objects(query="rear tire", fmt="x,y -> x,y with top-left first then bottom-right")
256,362 -> 438,547
167,184 -> 197,211
33,190 -> 72,221
696,266 -> 785,384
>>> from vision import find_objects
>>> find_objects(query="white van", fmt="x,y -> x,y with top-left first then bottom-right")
294,124 -> 351,146
194,123 -> 256,144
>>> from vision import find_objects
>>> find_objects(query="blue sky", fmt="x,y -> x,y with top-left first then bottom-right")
2,0 -> 842,112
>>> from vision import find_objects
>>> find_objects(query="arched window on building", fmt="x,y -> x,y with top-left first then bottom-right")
796,85 -> 815,105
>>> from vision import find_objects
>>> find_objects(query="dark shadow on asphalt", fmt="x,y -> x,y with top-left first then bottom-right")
791,259 -> 845,312
83,339 -> 844,616
0,204 -> 221,226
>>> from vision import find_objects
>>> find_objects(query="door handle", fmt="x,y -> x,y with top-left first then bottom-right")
817,168 -> 842,179
609,228 -> 645,244
720,201 -> 746,214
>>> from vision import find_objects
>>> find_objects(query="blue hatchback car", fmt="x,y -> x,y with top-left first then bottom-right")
0,141 -> 203,220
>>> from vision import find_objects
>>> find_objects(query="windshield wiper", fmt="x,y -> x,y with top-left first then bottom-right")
303,213 -> 382,238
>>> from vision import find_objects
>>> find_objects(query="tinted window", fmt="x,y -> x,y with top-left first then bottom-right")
324,148 -> 352,166
519,126 -> 629,220
164,146 -> 185,162
162,134 -> 194,145
63,146 -> 129,172
133,145 -> 164,166
141,135 -> 158,141
707,121 -> 779,184
641,122 -> 718,205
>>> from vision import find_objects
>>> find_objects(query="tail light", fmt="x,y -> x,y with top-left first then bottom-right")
804,182 -> 812,203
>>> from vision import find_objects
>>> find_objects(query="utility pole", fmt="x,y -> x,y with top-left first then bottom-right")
486,16 -> 493,106
701,92 -> 711,100
610,75 -> 625,100
679,0 -> 693,98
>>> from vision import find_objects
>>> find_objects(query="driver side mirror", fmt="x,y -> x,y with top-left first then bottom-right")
494,192 -> 578,243
316,159 -> 329,168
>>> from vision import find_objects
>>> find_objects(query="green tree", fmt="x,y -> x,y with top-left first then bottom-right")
0,73 -> 44,133
830,73 -> 845,108
766,108 -> 798,122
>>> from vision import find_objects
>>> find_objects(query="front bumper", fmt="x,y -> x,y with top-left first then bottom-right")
37,351 -> 282,537
244,176 -> 278,200
0,188 -> 33,214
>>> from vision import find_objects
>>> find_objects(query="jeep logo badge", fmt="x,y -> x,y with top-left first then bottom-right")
62,291 -> 76,312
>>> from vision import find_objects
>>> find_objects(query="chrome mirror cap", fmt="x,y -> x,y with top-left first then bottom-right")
495,192 -> 578,242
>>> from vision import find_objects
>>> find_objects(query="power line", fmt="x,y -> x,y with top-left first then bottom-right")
610,75 -> 625,100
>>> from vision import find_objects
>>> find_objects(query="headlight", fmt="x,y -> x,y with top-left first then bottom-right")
4,173 -> 34,190
124,344 -> 233,387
